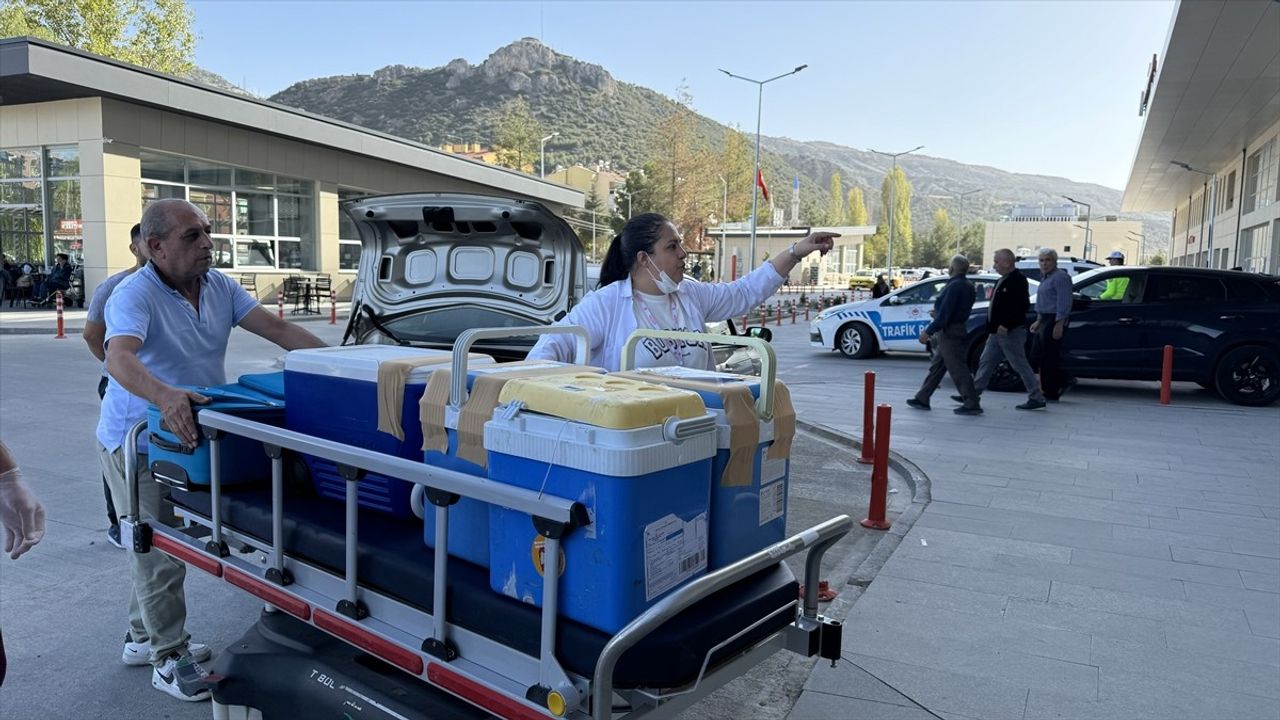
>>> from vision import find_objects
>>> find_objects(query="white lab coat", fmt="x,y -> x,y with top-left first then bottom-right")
528,262 -> 787,372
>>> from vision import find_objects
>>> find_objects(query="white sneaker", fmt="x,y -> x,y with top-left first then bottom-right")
122,634 -> 212,666
151,652 -> 212,702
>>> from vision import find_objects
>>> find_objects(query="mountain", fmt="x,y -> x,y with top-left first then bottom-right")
268,38 -> 1169,254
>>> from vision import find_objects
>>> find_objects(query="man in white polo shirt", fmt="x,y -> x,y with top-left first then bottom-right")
97,198 -> 325,702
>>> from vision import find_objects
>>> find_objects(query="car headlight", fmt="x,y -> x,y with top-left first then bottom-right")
815,310 -> 831,321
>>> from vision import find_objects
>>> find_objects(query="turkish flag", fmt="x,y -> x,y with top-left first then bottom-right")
756,169 -> 770,202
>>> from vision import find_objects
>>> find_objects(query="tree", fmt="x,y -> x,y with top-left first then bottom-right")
493,97 -> 543,173
958,221 -> 985,265
1148,252 -> 1166,266
646,85 -> 716,247
826,172 -> 843,226
846,187 -> 868,226
719,126 -> 754,223
916,208 -> 956,268
0,0 -> 196,75
872,166 -> 914,268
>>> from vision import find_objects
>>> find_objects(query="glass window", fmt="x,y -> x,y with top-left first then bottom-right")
189,188 -> 233,235
0,148 -> 41,179
235,169 -> 274,191
236,239 -> 276,267
277,239 -> 303,269
0,180 -> 42,206
1079,274 -> 1136,302
212,237 -> 233,269
47,179 -> 82,264
0,201 -> 44,263
235,192 -> 275,236
1224,277 -> 1268,303
187,159 -> 232,187
140,151 -> 186,183
275,176 -> 312,195
142,182 -> 185,209
44,146 -> 79,178
339,241 -> 360,271
338,188 -> 371,241
1144,274 -> 1225,303
890,278 -> 944,305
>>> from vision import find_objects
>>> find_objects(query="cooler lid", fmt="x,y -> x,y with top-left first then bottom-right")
623,367 -> 762,407
284,346 -> 492,382
498,373 -> 706,429
237,372 -> 286,399
167,385 -> 284,410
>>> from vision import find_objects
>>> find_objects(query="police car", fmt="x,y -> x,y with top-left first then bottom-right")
810,274 -> 1037,358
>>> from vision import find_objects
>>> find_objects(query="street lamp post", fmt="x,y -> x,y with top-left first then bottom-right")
938,186 -> 982,256
1170,161 -> 1217,268
717,174 -> 728,283
870,145 -> 924,275
539,132 -> 559,179
1127,231 -> 1145,263
719,64 -> 807,270
1062,195 -> 1092,261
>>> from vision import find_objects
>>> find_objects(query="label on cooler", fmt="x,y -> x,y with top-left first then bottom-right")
643,513 -> 708,601
759,479 -> 786,526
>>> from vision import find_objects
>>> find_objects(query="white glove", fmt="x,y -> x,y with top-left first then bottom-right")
0,467 -> 46,559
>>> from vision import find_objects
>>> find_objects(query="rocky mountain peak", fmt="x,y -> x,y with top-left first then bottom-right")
477,38 -> 615,94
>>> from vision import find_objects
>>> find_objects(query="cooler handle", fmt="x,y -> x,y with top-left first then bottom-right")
663,415 -> 717,442
148,432 -> 194,455
621,329 -> 777,421
450,325 -> 590,407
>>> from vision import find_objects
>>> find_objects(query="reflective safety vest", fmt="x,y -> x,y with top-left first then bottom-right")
1099,276 -> 1129,301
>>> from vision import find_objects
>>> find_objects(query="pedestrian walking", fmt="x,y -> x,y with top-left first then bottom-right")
906,255 -> 982,415
967,248 -> 1046,410
1029,248 -> 1076,401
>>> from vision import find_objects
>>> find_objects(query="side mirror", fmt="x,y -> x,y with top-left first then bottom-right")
746,326 -> 773,342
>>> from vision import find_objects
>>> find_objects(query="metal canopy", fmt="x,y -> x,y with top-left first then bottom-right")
1121,0 -> 1280,212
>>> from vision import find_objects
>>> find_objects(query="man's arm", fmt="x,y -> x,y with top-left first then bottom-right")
105,335 -> 209,446
237,306 -> 327,351
82,320 -> 107,362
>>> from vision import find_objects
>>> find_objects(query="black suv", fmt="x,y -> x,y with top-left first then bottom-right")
968,267 -> 1280,406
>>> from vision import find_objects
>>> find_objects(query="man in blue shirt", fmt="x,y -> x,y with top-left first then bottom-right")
906,255 -> 982,415
1029,248 -> 1076,400
97,199 -> 325,702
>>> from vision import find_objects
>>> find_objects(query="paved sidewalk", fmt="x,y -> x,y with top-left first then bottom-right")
788,378 -> 1280,719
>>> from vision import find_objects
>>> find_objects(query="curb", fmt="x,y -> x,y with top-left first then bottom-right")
794,418 -> 931,620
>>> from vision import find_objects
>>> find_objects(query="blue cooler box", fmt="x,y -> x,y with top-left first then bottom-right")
617,367 -> 792,570
483,376 -> 717,634
421,361 -> 605,567
283,346 -> 492,517
148,384 -> 285,491
237,371 -> 286,400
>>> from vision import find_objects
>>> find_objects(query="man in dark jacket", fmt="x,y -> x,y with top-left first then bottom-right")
906,255 -> 982,415
971,248 -> 1046,410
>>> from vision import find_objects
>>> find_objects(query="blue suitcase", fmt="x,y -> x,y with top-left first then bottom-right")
148,385 -> 285,491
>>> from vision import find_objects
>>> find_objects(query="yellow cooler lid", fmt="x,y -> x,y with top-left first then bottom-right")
497,373 -> 706,429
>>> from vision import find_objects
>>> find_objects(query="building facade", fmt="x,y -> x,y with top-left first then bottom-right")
0,39 -> 582,301
1121,0 -> 1280,272
704,224 -> 876,286
983,208 -> 1143,267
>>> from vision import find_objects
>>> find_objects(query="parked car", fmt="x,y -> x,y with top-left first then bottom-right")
810,273 -> 1037,358
848,268 -> 877,291
966,266 -> 1280,406
1016,255 -> 1101,281
342,196 -> 770,371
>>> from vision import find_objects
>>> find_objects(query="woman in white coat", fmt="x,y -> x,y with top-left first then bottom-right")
529,213 -> 837,371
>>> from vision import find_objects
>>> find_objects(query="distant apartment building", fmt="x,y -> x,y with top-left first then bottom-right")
705,223 -> 876,286
983,205 -> 1142,266
544,165 -> 626,208
1122,0 -> 1279,273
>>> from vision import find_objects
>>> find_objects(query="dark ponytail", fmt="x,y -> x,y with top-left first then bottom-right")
598,213 -> 669,287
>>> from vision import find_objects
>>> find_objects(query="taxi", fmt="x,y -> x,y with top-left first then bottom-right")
810,273 -> 1033,358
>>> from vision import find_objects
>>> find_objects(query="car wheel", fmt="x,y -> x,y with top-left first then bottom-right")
1215,345 -> 1280,407
837,323 -> 875,359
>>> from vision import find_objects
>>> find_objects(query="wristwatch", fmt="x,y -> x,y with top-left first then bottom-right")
788,243 -> 802,260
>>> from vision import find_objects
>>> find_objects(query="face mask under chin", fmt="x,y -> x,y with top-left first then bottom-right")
643,255 -> 680,295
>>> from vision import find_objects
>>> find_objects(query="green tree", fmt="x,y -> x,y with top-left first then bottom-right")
916,208 -> 956,268
493,97 -> 543,173
719,126 -> 754,222
0,0 -> 196,75
958,221 -> 985,265
646,86 -> 716,246
1148,252 -> 1166,266
846,187 -> 868,226
826,172 -> 843,226
872,166 -> 913,268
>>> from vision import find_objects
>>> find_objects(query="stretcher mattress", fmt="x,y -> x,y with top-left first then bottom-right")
169,486 -> 797,688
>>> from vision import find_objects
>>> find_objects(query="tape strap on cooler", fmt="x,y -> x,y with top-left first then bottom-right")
418,362 -> 602,466
613,371 -> 759,488
376,355 -> 454,442
767,381 -> 796,460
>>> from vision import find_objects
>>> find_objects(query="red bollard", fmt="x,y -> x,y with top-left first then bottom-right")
804,303 -> 810,321
277,288 -> 284,320
54,290 -> 66,339
329,290 -> 337,325
1159,344 -> 1173,405
776,304 -> 782,327
861,403 -> 893,531
857,371 -> 875,464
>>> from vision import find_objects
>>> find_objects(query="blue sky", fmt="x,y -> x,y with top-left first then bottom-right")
190,0 -> 1174,190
